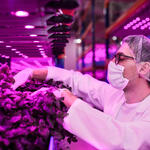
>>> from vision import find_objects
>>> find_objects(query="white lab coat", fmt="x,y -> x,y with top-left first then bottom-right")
47,67 -> 150,150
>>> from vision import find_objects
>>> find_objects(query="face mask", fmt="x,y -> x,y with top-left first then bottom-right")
107,61 -> 129,90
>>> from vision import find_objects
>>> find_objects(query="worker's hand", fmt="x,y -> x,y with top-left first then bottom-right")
61,89 -> 77,108
11,68 -> 33,90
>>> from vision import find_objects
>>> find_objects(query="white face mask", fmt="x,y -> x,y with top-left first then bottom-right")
107,61 -> 129,90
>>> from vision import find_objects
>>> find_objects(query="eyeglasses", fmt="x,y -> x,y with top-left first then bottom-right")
114,53 -> 135,64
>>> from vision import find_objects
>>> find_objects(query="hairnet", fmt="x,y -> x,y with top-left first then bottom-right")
122,35 -> 150,63
122,35 -> 150,81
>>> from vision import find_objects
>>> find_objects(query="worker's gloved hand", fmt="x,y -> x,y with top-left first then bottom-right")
11,68 -> 33,90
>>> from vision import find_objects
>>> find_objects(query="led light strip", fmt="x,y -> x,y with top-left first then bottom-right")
124,17 -> 150,30
10,48 -> 29,58
0,53 -> 10,59
38,48 -> 48,58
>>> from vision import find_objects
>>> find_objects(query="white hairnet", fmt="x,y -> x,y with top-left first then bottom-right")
122,35 -> 150,81
123,35 -> 150,63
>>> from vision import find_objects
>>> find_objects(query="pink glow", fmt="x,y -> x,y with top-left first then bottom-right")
126,24 -> 130,28
142,20 -> 146,24
23,56 -> 29,58
86,70 -> 105,79
15,11 -> 29,17
140,26 -> 145,30
129,22 -> 133,26
132,26 -> 136,30
5,56 -> 10,59
15,51 -> 20,54
25,25 -> 35,29
37,45 -> 42,47
30,34 -> 37,37
132,20 -> 137,23
11,48 -> 16,51
124,26 -> 128,30
6,45 -> 12,48
10,11 -> 15,15
79,44 -> 117,64
41,54 -> 47,57
2,55 -> 6,58
18,53 -> 23,56
33,41 -> 40,43
40,51 -> 45,54
135,24 -> 139,28
136,17 -> 140,21
124,17 -> 141,30
39,48 -> 44,50
138,22 -> 142,26
145,18 -> 150,22
143,24 -> 148,28
0,41 -> 4,43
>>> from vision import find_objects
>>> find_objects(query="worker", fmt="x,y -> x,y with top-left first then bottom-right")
12,35 -> 150,150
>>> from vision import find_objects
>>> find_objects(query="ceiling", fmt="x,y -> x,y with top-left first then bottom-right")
0,0 -> 136,61
0,0 -> 52,59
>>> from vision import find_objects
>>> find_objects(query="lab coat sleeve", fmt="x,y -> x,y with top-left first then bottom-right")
46,66 -> 116,110
63,99 -> 150,150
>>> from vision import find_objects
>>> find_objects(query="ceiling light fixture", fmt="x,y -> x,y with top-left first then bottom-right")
25,25 -> 35,29
33,41 -> 40,43
11,48 -> 16,51
15,51 -> 20,54
21,55 -> 28,58
39,48 -> 44,50
37,45 -> 42,47
6,45 -> 12,48
30,34 -> 38,37
18,53 -> 23,56
1,54 -> 10,59
15,11 -> 29,17
124,17 -> 141,30
40,51 -> 44,53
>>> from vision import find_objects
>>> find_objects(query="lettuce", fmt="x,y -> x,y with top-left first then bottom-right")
0,64 -> 77,150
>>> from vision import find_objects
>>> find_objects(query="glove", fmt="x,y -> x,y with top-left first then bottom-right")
11,68 -> 33,90
53,88 -> 67,98
31,87 -> 49,96
31,88 -> 65,97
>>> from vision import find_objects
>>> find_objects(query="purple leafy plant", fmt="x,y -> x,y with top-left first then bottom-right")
0,64 -> 77,150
